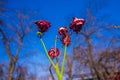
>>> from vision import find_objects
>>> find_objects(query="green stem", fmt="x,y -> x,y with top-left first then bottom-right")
61,46 -> 67,77
40,38 -> 56,68
40,38 -> 64,80
55,62 -> 62,80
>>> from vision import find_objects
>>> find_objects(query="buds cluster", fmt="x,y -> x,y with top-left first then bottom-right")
35,17 -> 85,58
58,27 -> 71,46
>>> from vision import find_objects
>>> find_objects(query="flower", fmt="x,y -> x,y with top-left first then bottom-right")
48,48 -> 60,58
35,20 -> 50,33
70,17 -> 85,33
58,27 -> 68,37
61,36 -> 71,46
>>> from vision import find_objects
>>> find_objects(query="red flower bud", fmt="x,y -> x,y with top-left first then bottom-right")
61,36 -> 71,46
35,20 -> 50,33
48,48 -> 60,58
58,27 -> 68,37
70,17 -> 85,33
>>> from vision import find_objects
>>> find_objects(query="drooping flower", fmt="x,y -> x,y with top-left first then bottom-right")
61,36 -> 71,46
58,27 -> 68,37
48,48 -> 60,58
35,20 -> 50,33
70,17 -> 85,33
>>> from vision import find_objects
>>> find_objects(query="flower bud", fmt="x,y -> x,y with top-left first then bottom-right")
48,48 -> 60,58
35,20 -> 50,33
70,17 -> 85,33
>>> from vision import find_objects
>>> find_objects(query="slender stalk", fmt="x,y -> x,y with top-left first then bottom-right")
54,35 -> 63,80
49,64 -> 55,80
61,46 -> 67,77
40,38 -> 56,68
54,35 -> 57,58
55,62 -> 62,80
54,35 -> 57,48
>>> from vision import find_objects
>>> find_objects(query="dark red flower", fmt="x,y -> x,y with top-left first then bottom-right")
70,17 -> 85,33
48,48 -> 60,58
58,27 -> 68,37
35,20 -> 50,33
61,36 -> 71,46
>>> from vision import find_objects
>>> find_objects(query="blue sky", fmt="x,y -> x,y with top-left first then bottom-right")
0,0 -> 120,78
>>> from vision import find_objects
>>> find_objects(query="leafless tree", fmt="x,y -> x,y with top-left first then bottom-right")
63,7 -> 120,79
0,9 -> 35,80
68,11 -> 120,80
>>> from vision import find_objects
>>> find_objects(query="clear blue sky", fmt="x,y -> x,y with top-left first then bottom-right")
0,0 -> 120,78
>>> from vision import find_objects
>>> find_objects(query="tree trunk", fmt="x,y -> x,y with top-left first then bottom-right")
8,59 -> 16,80
67,70 -> 72,80
86,37 -> 101,80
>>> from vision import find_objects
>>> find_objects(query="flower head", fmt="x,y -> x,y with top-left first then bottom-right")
58,27 -> 68,37
35,20 -> 50,33
61,36 -> 71,46
70,17 -> 85,33
48,48 -> 60,58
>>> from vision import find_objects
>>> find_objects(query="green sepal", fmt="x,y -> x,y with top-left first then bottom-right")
37,32 -> 42,35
